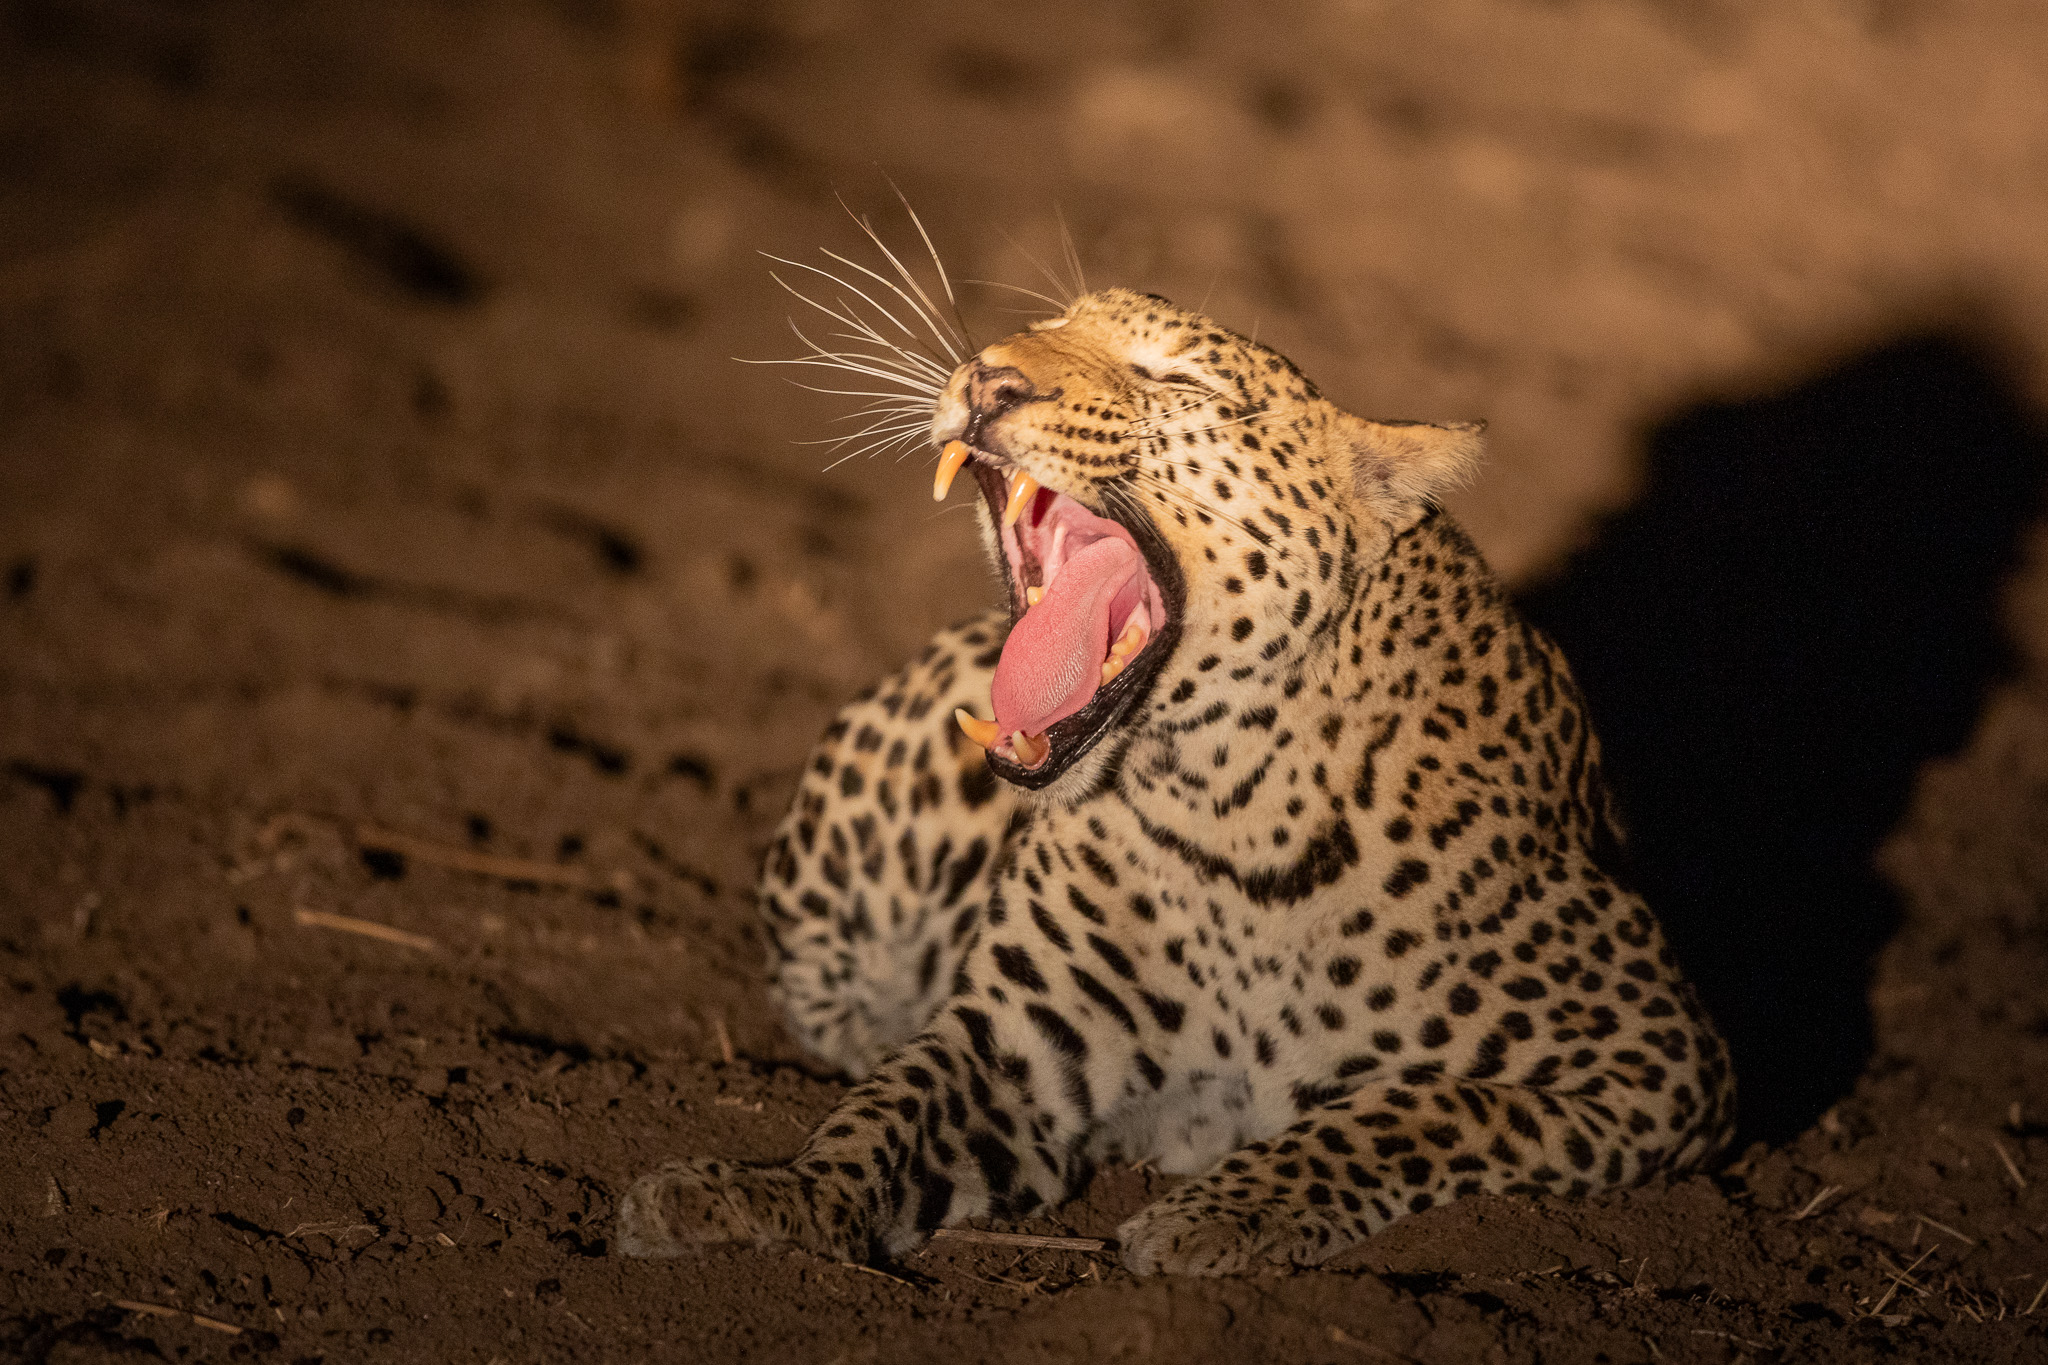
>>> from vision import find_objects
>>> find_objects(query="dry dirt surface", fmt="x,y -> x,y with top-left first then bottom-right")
7,2 -> 2048,1362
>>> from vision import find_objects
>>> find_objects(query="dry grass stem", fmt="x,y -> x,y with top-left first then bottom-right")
112,1300 -> 243,1335
293,908 -> 437,953
1914,1213 -> 1977,1247
1789,1184 -> 1843,1220
713,1095 -> 763,1111
1870,1246 -> 1937,1317
285,1221 -> 381,1242
713,1014 -> 736,1066
1992,1138 -> 2027,1189
2026,1279 -> 2048,1317
929,1228 -> 1107,1252
357,824 -> 599,889
837,1261 -> 918,1288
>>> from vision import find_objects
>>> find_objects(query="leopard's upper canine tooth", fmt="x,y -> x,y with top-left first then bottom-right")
934,440 -> 971,502
954,708 -> 1001,750
1002,471 -> 1040,527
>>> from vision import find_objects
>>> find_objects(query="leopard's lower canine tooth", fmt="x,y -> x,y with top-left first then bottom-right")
1025,585 -> 1044,607
1002,471 -> 1040,527
934,440 -> 971,502
1010,730 -> 1049,767
954,708 -> 1001,750
1109,618 -> 1146,659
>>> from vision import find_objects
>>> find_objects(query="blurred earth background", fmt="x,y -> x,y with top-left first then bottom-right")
6,1 -> 2048,1360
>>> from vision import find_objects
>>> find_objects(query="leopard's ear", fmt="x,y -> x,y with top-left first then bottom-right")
1339,415 -> 1486,520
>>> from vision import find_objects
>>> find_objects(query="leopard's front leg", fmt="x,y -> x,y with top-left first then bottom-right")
618,985 -> 1105,1260
1118,1073 -> 1719,1276
759,610 -> 1019,1079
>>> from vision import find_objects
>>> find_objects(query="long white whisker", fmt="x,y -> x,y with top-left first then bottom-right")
778,321 -> 945,391
752,352 -> 941,395
964,278 -> 1068,311
816,332 -> 952,384
848,208 -> 968,362
814,247 -> 965,366
1128,396 -> 1217,431
819,425 -> 929,471
887,177 -> 976,351
767,278 -> 933,374
1119,466 -> 1265,540
766,282 -> 952,390
1103,472 -> 1264,544
1055,205 -> 1088,299
747,344 -> 942,387
1000,229 -> 1076,306
796,413 -> 934,445
765,250 -> 933,356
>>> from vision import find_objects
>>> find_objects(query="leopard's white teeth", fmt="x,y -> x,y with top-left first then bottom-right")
962,707 -> 1049,766
1100,612 -> 1149,684
1025,585 -> 1045,607
1109,613 -> 1147,660
1009,730 -> 1049,767
934,440 -> 971,502
955,708 -> 1001,750
1002,471 -> 1040,527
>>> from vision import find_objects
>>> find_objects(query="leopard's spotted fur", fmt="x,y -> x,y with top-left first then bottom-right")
618,288 -> 1734,1275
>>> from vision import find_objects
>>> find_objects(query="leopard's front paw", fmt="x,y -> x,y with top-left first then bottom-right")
1118,1199 -> 1271,1276
615,1159 -> 866,1261
1119,1191 -> 1338,1277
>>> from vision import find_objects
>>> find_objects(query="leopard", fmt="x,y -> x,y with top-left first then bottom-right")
616,284 -> 1734,1276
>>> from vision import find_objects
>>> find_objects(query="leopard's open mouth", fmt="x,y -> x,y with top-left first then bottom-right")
936,441 -> 1183,790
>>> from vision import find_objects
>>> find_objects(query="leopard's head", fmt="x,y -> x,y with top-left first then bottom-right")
930,288 -> 1484,793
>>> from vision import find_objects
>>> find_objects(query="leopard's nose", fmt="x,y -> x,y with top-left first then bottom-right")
966,363 -> 1035,423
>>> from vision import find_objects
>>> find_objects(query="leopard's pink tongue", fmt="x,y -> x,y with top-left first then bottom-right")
992,536 -> 1143,739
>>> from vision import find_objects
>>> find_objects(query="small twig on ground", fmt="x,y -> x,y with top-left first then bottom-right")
112,1300 -> 243,1335
1789,1184 -> 1843,1220
929,1228 -> 1108,1253
1914,1213 -> 1977,1248
713,1096 -> 763,1112
2025,1278 -> 2048,1317
1992,1139 -> 2028,1190
357,823 -> 602,889
712,1015 -> 736,1066
1870,1246 -> 1937,1317
285,1221 -> 381,1243
837,1261 -> 919,1288
293,907 -> 437,953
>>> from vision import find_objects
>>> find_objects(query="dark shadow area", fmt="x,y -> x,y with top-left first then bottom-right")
1518,334 -> 2046,1147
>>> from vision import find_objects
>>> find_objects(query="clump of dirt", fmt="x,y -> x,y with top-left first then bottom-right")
5,2 -> 2048,1361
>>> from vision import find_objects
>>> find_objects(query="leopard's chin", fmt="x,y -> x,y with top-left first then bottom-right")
961,454 -> 1185,792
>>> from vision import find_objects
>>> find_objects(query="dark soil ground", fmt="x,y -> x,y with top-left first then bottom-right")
6,2 -> 2048,1361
